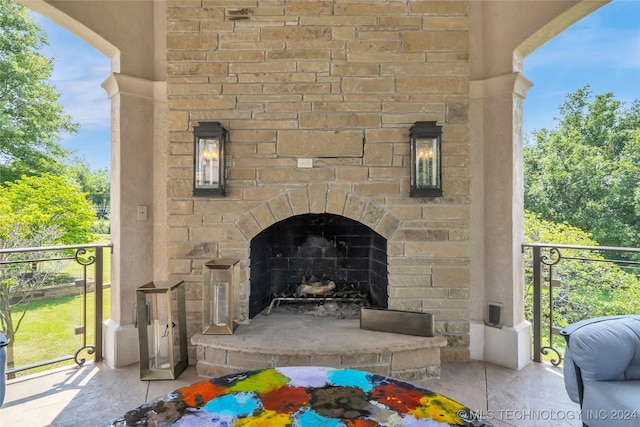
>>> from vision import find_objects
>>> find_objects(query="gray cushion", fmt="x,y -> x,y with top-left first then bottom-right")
568,317 -> 640,382
581,381 -> 640,427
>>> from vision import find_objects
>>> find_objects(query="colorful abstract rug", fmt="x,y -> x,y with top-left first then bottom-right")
106,366 -> 493,426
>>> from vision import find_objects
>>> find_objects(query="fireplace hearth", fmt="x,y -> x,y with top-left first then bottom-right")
249,213 -> 388,318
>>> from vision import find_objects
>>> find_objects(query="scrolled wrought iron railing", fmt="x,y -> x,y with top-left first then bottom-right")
522,243 -> 640,366
0,243 -> 112,375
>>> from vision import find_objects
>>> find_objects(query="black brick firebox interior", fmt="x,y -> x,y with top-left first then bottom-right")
249,213 -> 388,318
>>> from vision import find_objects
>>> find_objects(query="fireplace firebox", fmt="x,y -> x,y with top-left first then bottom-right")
249,214 -> 388,318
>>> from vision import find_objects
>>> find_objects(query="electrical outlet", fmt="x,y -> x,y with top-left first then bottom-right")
297,158 -> 313,168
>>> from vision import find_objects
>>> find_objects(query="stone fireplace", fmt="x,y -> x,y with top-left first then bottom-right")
167,0 -> 472,378
249,213 -> 388,317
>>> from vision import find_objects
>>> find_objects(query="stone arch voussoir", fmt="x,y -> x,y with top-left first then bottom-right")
235,188 -> 401,241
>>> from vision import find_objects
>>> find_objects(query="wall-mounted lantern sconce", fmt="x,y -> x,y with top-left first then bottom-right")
194,121 -> 226,196
410,121 -> 443,197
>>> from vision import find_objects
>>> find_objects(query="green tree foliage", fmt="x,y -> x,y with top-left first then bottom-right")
524,212 -> 640,332
0,174 -> 95,245
525,85 -> 640,250
65,158 -> 110,209
0,0 -> 78,182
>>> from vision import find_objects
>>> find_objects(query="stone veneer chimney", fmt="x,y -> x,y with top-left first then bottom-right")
166,0 -> 471,363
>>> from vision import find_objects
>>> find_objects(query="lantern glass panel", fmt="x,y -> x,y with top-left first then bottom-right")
136,281 -> 188,380
415,137 -> 440,190
150,295 -> 171,370
195,137 -> 221,190
203,259 -> 239,334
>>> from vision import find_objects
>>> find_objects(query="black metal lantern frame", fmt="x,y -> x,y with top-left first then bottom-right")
410,121 -> 443,197
193,121 -> 227,197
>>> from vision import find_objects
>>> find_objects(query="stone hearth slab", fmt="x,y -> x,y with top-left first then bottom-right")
191,312 -> 447,381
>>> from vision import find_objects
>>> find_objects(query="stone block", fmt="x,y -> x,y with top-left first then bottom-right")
204,347 -> 227,364
326,189 -> 347,215
348,40 -> 400,53
277,130 -> 363,157
196,360 -> 243,378
262,27 -> 331,41
268,193 -> 293,221
309,183 -> 328,213
341,353 -> 379,366
274,355 -> 309,366
332,27 -> 356,41
431,266 -> 469,288
361,202 -> 385,228
392,368 -> 428,382
422,205 -> 469,220
397,77 -> 468,94
250,203 -> 276,230
375,213 -> 401,238
342,77 -> 395,93
392,348 -> 441,371
343,193 -> 366,220
449,288 -> 470,299
335,3 -> 407,16
236,214 -> 261,239
402,31 -> 468,52
309,355 -> 342,367
405,241 -> 470,258
299,112 -> 379,129
331,63 -> 379,77
446,102 -> 469,123
258,167 -> 334,183
227,350 -> 273,368
286,0 -> 333,15
364,143 -> 393,166
361,365 -> 391,376
336,167 -> 368,182
353,182 -> 400,197
409,1 -> 469,15
167,33 -> 219,50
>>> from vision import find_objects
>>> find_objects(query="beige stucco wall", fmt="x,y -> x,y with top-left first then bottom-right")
19,0 -> 610,370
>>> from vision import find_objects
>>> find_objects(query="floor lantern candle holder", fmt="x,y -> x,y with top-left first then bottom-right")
136,281 -> 188,380
203,259 -> 239,334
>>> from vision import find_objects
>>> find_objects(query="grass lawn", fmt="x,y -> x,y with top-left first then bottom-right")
59,234 -> 112,283
9,288 -> 111,373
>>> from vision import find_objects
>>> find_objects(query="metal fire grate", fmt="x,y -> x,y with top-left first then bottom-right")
265,284 -> 370,316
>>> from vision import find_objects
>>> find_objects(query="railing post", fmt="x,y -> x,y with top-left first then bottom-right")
532,246 -> 542,363
94,246 -> 104,362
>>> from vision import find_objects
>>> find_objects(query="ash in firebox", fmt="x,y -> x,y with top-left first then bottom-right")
283,301 -> 364,318
267,278 -> 370,318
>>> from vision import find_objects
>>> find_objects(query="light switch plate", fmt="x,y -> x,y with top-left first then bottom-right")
137,205 -> 148,221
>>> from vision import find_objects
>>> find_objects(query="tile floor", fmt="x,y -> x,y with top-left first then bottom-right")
1,360 -> 581,427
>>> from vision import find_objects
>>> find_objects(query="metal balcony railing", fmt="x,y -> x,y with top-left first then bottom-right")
522,243 -> 640,366
0,243 -> 112,375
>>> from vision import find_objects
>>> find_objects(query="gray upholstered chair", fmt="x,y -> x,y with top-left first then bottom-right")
0,332 -> 7,407
560,315 -> 640,427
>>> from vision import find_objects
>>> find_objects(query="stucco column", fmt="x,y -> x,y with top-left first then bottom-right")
470,72 -> 533,370
101,73 -> 164,368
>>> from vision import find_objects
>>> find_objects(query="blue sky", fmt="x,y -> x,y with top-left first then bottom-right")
31,1 -> 640,171
31,12 -> 111,170
524,0 -> 640,137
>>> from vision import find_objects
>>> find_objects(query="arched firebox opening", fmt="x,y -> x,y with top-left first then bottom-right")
249,213 -> 388,318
